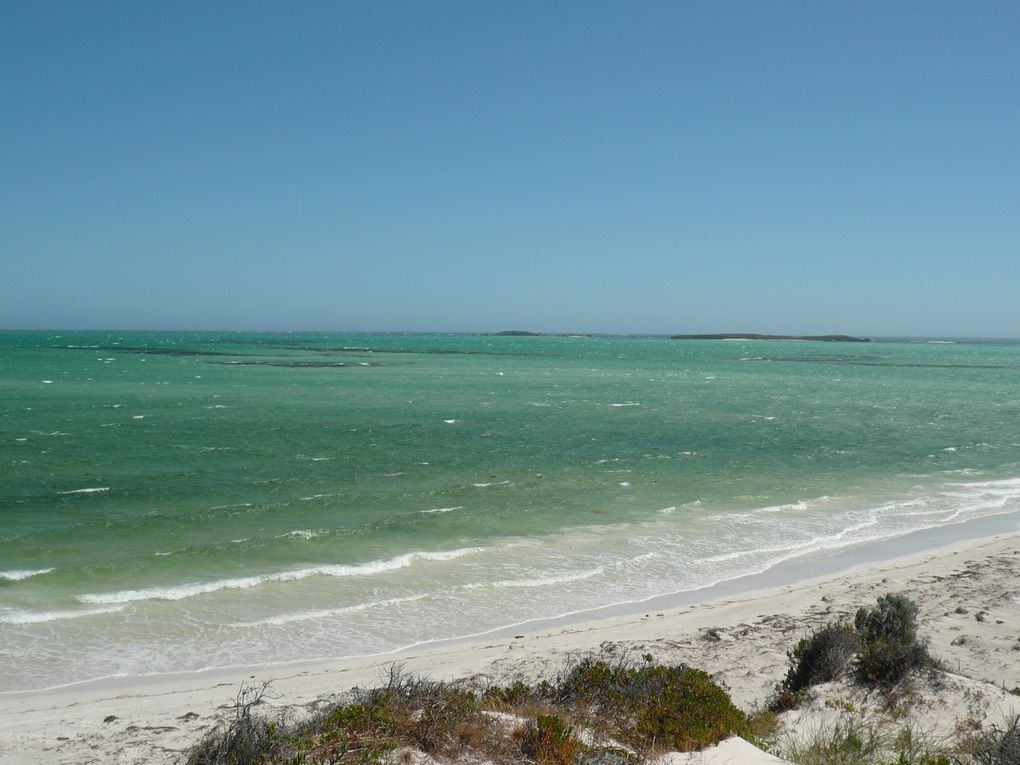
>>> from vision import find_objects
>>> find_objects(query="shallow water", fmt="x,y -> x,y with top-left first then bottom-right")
2,331 -> 1019,690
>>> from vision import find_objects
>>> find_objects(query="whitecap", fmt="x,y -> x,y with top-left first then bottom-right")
59,487 -> 110,495
0,568 -> 55,581
77,547 -> 484,604
280,529 -> 323,540
421,506 -> 464,514
472,480 -> 510,487
0,605 -> 124,624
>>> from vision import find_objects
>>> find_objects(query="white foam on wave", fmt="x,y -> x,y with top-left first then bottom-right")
59,487 -> 110,495
757,499 -> 811,513
467,567 -> 605,590
421,506 -> 464,514
231,594 -> 430,628
701,513 -> 880,565
77,547 -> 485,605
0,568 -> 55,581
0,605 -> 124,625
280,529 -> 323,540
608,402 -> 640,407
472,480 -> 510,488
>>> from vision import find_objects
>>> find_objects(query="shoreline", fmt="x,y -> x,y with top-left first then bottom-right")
1,514 -> 1018,763
8,507 -> 1019,700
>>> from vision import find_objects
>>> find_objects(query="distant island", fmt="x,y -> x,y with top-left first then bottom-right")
671,333 -> 870,342
493,330 -> 545,336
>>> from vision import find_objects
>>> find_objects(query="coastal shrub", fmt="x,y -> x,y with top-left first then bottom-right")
186,656 -> 752,764
544,654 -> 748,752
777,711 -> 956,765
853,594 -> 934,687
779,712 -> 885,765
963,714 -> 1020,765
855,593 -> 919,647
519,714 -> 579,765
773,621 -> 861,709
187,681 -> 279,765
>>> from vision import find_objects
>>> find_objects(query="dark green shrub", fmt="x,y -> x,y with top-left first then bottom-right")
629,665 -> 749,751
780,622 -> 860,697
854,593 -> 919,646
548,656 -> 748,751
853,593 -> 934,686
484,678 -> 542,706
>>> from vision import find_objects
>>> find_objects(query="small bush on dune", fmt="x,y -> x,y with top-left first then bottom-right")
545,654 -> 749,752
772,622 -> 860,710
187,682 -> 279,765
519,714 -> 579,765
963,714 -> 1020,765
854,593 -> 935,687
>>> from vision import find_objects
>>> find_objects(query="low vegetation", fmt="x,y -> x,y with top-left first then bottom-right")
771,592 -> 938,712
188,592 -> 1015,765
772,622 -> 861,710
187,654 -> 747,765
853,593 -> 938,687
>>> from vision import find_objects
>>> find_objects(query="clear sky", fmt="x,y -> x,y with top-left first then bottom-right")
2,1 -> 1018,336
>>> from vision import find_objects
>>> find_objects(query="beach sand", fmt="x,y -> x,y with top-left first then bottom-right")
1,524 -> 1018,764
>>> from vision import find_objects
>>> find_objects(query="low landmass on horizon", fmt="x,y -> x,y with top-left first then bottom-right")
670,333 -> 871,342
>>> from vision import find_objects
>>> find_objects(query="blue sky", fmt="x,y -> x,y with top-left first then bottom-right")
2,1 -> 1018,335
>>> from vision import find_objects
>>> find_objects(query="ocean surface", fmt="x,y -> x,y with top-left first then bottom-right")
2,331 -> 1020,692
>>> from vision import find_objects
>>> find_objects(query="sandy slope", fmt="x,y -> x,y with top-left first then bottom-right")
1,530 -> 1017,764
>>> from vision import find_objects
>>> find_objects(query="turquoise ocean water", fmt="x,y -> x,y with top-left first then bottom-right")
2,331 -> 1020,692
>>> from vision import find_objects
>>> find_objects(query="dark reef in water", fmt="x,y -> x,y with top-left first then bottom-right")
59,345 -> 248,357
671,334 -> 871,342
492,330 -> 545,336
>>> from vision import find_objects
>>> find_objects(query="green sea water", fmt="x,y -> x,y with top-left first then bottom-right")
2,331 -> 1020,691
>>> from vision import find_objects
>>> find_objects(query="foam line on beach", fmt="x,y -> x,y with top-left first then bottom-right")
76,547 -> 485,605
230,594 -> 429,628
483,567 -> 606,589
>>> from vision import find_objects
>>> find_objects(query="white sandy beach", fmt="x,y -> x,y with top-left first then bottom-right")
1,524 -> 1018,764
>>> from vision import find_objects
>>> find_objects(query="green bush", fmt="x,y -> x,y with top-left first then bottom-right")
854,593 -> 919,647
548,656 -> 748,751
777,622 -> 860,704
853,594 -> 934,687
